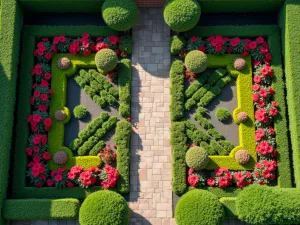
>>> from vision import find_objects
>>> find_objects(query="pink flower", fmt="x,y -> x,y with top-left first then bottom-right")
252,94 -> 259,102
190,36 -> 197,43
253,75 -> 261,83
188,175 -> 199,187
259,88 -> 268,98
47,179 -> 54,186
43,152 -> 51,160
54,174 -> 63,182
45,52 -> 53,60
108,36 -> 120,45
41,94 -> 48,101
95,42 -> 109,51
269,107 -> 278,116
218,177 -> 229,188
234,173 -> 244,182
252,84 -> 260,91
256,36 -> 265,44
249,41 -> 257,50
230,37 -> 240,47
39,104 -> 48,112
255,109 -> 268,123
255,129 -> 265,141
207,178 -> 215,187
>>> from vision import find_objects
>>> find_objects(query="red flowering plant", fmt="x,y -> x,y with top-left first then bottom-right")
32,64 -> 51,83
53,35 -> 71,53
99,144 -> 117,165
186,36 -> 202,52
99,165 -> 119,189
207,168 -> 232,188
185,70 -> 197,82
253,160 -> 277,184
187,168 -> 206,187
26,155 -> 49,188
34,39 -> 54,63
68,166 -> 100,188
206,35 -> 228,54
48,168 -> 69,187
232,171 -> 253,188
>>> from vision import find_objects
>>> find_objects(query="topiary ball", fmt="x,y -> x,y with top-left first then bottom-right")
235,149 -> 250,165
233,57 -> 246,71
102,0 -> 138,31
79,190 -> 129,225
186,146 -> 209,170
185,50 -> 208,73
216,108 -> 231,122
95,49 -> 118,73
164,0 -> 201,32
57,57 -> 71,70
237,112 -> 248,123
73,105 -> 88,119
55,110 -> 66,121
170,35 -> 186,56
175,189 -> 224,225
53,151 -> 68,165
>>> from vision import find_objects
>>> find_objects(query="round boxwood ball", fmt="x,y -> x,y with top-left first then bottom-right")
185,50 -> 208,73
175,189 -> 224,225
73,105 -> 88,119
237,111 -> 248,123
102,0 -> 138,31
233,57 -> 246,71
164,0 -> 201,32
95,49 -> 118,73
79,190 -> 129,225
235,149 -> 250,165
216,107 -> 231,122
170,35 -> 186,56
186,146 -> 209,170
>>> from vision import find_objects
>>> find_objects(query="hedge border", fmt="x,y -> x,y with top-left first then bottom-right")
0,1 -> 22,224
2,199 -> 80,220
280,0 -> 300,187
171,25 -> 292,196
12,25 -> 130,199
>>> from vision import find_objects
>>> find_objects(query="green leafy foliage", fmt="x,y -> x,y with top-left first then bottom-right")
95,49 -> 118,73
118,59 -> 131,118
175,189 -> 225,225
185,146 -> 209,170
185,71 -> 209,98
3,199 -> 80,220
79,190 -> 129,225
164,0 -> 201,32
185,50 -> 208,73
215,107 -> 231,121
236,185 -> 300,224
170,35 -> 186,55
73,105 -> 88,119
102,0 -> 138,31
119,36 -> 133,55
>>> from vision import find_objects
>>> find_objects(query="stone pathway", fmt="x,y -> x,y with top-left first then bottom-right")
129,8 -> 174,225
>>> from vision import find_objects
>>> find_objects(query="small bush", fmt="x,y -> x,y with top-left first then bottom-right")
175,189 -> 224,225
216,107 -> 231,121
185,50 -> 208,73
170,35 -> 186,55
73,105 -> 88,119
95,49 -> 118,73
102,0 -> 138,31
79,190 -> 129,225
164,0 -> 201,32
185,146 -> 209,170
236,185 -> 300,225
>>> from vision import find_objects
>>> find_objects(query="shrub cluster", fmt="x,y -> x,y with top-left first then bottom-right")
186,146 -> 209,170
73,105 -> 88,119
175,190 -> 224,225
185,50 -> 208,73
102,0 -> 138,31
164,0 -> 201,32
170,35 -> 186,56
95,49 -> 118,73
79,190 -> 129,225
185,71 -> 209,98
215,107 -> 231,121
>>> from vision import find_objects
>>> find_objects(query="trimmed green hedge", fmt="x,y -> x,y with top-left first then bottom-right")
0,1 -> 22,224
236,185 -> 300,224
2,199 -> 80,220
219,197 -> 237,218
118,59 -> 132,118
280,0 -> 300,187
170,60 -> 185,121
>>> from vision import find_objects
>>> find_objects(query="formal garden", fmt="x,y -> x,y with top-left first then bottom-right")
0,0 -> 300,225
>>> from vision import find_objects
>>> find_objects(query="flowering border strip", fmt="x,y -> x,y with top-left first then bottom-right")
11,26 -> 132,199
170,25 -> 292,196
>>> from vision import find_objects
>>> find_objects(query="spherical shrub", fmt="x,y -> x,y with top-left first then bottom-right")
185,50 -> 208,73
216,107 -> 231,121
235,149 -> 250,165
233,57 -> 246,71
102,0 -> 138,31
79,190 -> 129,225
164,0 -> 201,32
73,105 -> 88,119
170,35 -> 186,56
186,146 -> 209,170
57,57 -> 71,69
237,112 -> 248,123
53,151 -> 68,165
175,189 -> 224,225
55,110 -> 66,121
236,185 -> 300,224
95,49 -> 118,73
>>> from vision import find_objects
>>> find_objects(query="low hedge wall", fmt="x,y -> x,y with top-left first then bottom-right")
2,199 -> 80,220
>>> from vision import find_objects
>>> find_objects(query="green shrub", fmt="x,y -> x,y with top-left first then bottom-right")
79,190 -> 129,225
175,189 -> 224,225
236,185 -> 300,225
207,68 -> 227,85
170,35 -> 186,55
207,128 -> 223,140
215,107 -> 231,121
118,59 -> 131,118
164,0 -> 201,32
119,36 -> 133,55
219,140 -> 234,152
95,49 -> 118,73
185,146 -> 209,170
73,105 -> 88,119
185,50 -> 208,73
186,129 -> 209,143
185,71 -> 209,98
210,140 -> 227,155
102,0 -> 138,31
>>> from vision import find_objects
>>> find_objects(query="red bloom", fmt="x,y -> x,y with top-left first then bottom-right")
207,177 -> 215,187
41,135 -> 48,144
226,47 -> 232,54
241,51 -> 249,57
82,40 -> 90,48
230,37 -> 240,47
59,36 -> 66,42
218,177 -> 230,188
45,52 -> 53,60
258,100 -> 265,108
115,49 -> 121,55
252,94 -> 259,102
260,47 -> 268,54
234,173 -> 244,182
26,148 -> 33,156
255,109 -> 268,123
82,33 -> 90,39
95,42 -> 109,51
83,50 -> 91,56
255,129 -> 265,141
265,53 -> 272,61
190,36 -> 197,43
269,126 -> 275,135
41,94 -> 48,101
188,175 -> 199,187
54,174 -> 63,182
215,44 -> 222,52
41,80 -> 49,87
39,104 -> 48,112
44,117 -> 52,128
108,36 -> 120,45
47,179 -> 54,187
34,91 -> 41,98
269,107 -> 278,116
43,152 -> 51,160
252,84 -> 260,91
52,45 -> 58,53
33,146 -> 40,153
45,73 -> 52,80
256,36 -> 265,44
253,60 -> 261,67
249,41 -> 257,50
32,114 -> 42,123
259,88 -> 268,98
66,182 -> 74,188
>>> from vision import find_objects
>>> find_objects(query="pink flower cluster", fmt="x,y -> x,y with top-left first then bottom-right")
99,144 -> 117,165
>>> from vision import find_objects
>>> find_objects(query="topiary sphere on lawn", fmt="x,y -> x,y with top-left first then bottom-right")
175,189 -> 224,225
164,0 -> 201,32
102,0 -> 138,31
170,35 -> 186,56
233,57 -> 246,71
79,190 -> 129,225
186,146 -> 209,170
185,50 -> 208,73
95,49 -> 118,73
